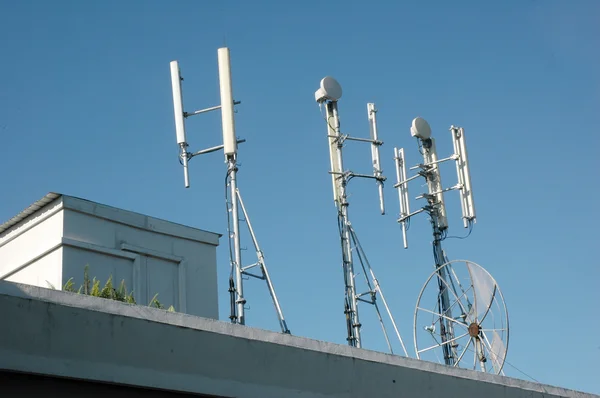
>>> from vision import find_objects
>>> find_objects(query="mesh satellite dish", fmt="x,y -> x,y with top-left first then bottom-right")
414,260 -> 509,374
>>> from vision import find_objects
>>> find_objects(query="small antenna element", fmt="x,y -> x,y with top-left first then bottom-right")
314,76 -> 407,356
168,48 -> 290,334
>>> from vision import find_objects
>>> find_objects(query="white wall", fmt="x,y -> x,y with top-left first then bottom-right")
0,195 -> 220,320
5,249 -> 63,289
1,282 -> 595,398
0,201 -> 64,284
61,208 -> 218,317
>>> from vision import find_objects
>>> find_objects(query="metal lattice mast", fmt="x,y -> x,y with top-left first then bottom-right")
315,77 -> 407,355
169,47 -> 290,334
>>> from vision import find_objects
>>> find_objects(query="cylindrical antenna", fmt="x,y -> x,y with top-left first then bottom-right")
367,103 -> 385,215
170,60 -> 190,188
217,47 -> 237,157
170,61 -> 187,145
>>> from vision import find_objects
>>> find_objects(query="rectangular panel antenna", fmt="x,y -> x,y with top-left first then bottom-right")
170,61 -> 187,145
367,103 -> 385,215
451,126 -> 476,226
170,60 -> 190,188
326,102 -> 343,204
394,147 -> 410,248
217,47 -> 237,157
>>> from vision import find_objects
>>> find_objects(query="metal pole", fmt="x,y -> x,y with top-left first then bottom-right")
420,137 -> 457,366
431,215 -> 456,366
328,101 -> 361,347
227,156 -> 245,325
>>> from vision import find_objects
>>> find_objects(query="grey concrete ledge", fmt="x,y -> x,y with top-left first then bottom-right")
1,281 -> 596,398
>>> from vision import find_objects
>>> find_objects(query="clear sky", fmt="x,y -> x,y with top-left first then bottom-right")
1,0 -> 599,394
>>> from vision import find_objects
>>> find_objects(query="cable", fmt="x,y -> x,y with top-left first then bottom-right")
443,221 -> 474,240
416,137 -> 425,155
461,342 -> 543,386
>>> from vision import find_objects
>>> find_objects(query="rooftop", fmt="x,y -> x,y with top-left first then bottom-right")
1,280 -> 595,398
0,192 -> 221,246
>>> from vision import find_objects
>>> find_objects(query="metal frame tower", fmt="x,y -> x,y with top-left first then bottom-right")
314,76 -> 407,355
394,117 -> 507,373
394,118 -> 475,365
169,47 -> 290,334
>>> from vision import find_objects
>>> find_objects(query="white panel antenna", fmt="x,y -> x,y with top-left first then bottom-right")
217,47 -> 237,157
168,48 -> 290,335
315,77 -> 407,356
393,117 -> 507,373
451,126 -> 476,227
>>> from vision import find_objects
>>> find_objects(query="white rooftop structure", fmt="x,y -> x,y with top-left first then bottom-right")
0,192 -> 221,319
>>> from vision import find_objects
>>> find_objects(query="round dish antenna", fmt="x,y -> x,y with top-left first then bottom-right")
410,117 -> 432,139
413,260 -> 509,374
319,76 -> 343,101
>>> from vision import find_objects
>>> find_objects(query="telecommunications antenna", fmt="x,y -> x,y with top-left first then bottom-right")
314,76 -> 408,356
393,118 -> 509,373
169,48 -> 290,334
414,260 -> 509,373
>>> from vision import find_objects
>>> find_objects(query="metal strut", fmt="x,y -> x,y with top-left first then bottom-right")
236,188 -> 290,334
348,225 -> 408,356
226,156 -> 290,334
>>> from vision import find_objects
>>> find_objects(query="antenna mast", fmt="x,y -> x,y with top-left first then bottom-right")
169,48 -> 290,334
394,118 -> 508,372
314,77 -> 407,355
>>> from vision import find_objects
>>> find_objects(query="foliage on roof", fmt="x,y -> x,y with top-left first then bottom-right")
48,265 -> 175,312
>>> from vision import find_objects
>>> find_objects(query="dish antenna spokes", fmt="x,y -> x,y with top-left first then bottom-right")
393,117 -> 508,373
414,260 -> 509,374
169,48 -> 290,334
314,76 -> 407,355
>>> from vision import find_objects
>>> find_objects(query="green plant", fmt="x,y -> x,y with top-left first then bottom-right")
47,265 -> 175,312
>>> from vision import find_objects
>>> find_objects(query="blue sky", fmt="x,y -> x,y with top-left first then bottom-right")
1,0 -> 599,393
